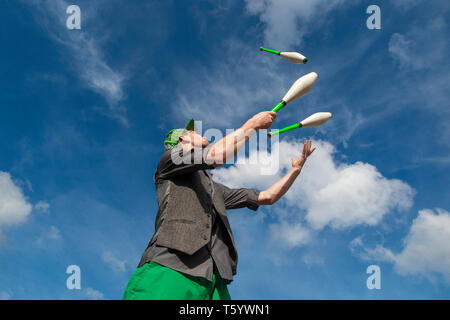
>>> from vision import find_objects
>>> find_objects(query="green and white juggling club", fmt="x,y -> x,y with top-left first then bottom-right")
260,47 -> 308,64
271,72 -> 318,113
268,112 -> 333,137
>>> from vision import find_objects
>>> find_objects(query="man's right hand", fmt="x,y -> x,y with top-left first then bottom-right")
206,111 -> 276,167
247,111 -> 277,130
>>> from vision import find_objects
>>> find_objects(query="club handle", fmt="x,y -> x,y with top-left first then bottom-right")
260,47 -> 280,55
271,100 -> 287,113
268,123 -> 301,137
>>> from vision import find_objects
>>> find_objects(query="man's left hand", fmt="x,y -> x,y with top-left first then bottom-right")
292,140 -> 316,169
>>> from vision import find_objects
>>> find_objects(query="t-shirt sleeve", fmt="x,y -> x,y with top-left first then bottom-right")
219,183 -> 261,211
155,146 -> 215,181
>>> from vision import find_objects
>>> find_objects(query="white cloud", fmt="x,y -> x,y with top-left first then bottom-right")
395,209 -> 450,280
352,208 -> 450,283
304,160 -> 414,230
269,221 -> 311,248
214,139 -> 414,231
245,0 -> 348,48
85,287 -> 105,300
101,251 -> 127,272
34,201 -> 50,213
28,0 -> 127,125
0,171 -> 33,229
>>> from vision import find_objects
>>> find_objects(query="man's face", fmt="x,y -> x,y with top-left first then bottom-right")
180,130 -> 210,148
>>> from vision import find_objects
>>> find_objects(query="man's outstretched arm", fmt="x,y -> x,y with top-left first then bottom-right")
205,111 -> 277,167
258,140 -> 316,205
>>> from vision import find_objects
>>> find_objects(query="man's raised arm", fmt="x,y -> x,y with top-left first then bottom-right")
258,140 -> 315,205
205,111 -> 277,167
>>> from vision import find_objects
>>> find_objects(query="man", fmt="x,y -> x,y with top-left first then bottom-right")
123,111 -> 315,300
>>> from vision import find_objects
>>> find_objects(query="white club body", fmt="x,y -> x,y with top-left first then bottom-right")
279,51 -> 308,64
282,72 -> 318,104
300,112 -> 333,127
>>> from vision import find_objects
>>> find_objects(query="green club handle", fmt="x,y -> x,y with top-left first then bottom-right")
271,100 -> 287,113
260,46 -> 280,55
262,45 -> 286,113
268,123 -> 302,137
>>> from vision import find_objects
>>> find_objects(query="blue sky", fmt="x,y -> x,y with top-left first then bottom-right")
0,0 -> 449,299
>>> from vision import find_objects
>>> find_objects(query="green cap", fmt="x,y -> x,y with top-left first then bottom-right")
164,118 -> 197,150
184,118 -> 196,131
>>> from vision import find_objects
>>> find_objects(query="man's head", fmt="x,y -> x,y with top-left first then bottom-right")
164,118 -> 210,150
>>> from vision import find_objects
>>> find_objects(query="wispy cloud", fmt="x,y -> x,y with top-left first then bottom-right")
389,33 -> 424,70
35,226 -> 62,247
101,251 -> 127,273
388,17 -> 446,72
245,0 -> 351,48
34,201 -> 50,213
85,287 -> 105,300
387,17 -> 449,110
169,26 -> 379,147
349,237 -> 396,262
171,38 -> 287,128
27,0 -> 128,125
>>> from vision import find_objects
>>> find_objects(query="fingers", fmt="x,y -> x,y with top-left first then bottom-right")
307,141 -> 315,156
266,111 -> 277,124
266,113 -> 275,128
253,111 -> 277,129
303,140 -> 310,151
302,140 -> 315,157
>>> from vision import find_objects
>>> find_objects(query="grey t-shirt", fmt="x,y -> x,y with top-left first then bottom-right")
138,147 -> 260,284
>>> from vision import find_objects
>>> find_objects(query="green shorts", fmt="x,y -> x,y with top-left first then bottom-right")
122,261 -> 231,300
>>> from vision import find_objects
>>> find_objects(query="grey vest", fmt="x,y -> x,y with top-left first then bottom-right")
150,169 -> 238,272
